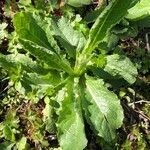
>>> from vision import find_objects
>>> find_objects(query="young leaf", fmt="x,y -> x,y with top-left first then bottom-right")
57,78 -> 87,150
83,0 -> 139,54
104,54 -> 138,84
58,17 -> 86,51
51,17 -> 86,58
84,76 -> 123,142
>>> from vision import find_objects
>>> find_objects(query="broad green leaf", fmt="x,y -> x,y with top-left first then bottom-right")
57,78 -> 87,150
91,67 -> 128,89
83,0 -> 138,54
19,39 -> 73,74
67,0 -> 91,7
58,17 -> 86,51
126,0 -> 150,21
13,12 -> 73,74
51,19 -> 75,58
51,17 -> 86,58
13,12 -> 55,53
84,76 -> 123,142
104,54 -> 138,84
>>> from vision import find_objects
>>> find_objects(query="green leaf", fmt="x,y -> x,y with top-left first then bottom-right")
52,17 -> 86,58
83,0 -> 138,54
0,53 -> 18,73
8,53 -> 49,75
67,0 -> 91,7
74,0 -> 138,75
17,137 -> 27,150
58,17 -> 86,50
136,16 -> 150,28
3,125 -> 15,141
13,12 -> 55,53
44,27 -> 61,55
33,15 -> 61,54
0,53 -> 50,78
4,110 -> 19,129
0,142 -> 15,150
13,12 -> 73,74
26,71 -> 61,86
84,76 -> 123,142
85,7 -> 105,23
15,71 -> 61,99
19,39 -> 73,74
104,54 -> 138,84
57,78 -> 87,150
126,0 -> 150,21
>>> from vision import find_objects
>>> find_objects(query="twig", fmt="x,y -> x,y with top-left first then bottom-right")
133,109 -> 150,121
128,100 -> 150,106
145,33 -> 150,53
0,85 -> 10,95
